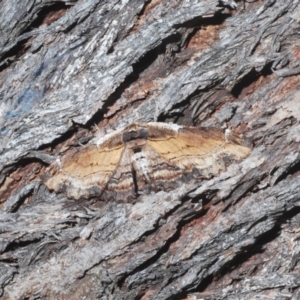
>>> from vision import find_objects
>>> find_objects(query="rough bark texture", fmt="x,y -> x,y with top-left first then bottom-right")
1,0 -> 300,299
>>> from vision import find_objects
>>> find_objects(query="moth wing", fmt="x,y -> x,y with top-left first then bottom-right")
101,146 -> 136,203
44,133 -> 124,200
147,124 -> 251,177
132,143 -> 184,194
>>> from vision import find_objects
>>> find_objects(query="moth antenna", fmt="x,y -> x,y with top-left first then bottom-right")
92,123 -> 100,132
224,128 -> 232,143
75,137 -> 84,147
154,99 -> 159,122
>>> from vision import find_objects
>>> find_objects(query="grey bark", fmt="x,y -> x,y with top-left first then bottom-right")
1,0 -> 300,299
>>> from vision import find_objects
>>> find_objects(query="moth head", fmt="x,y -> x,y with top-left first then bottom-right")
123,123 -> 149,142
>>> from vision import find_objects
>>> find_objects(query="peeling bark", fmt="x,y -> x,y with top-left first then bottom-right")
1,0 -> 300,299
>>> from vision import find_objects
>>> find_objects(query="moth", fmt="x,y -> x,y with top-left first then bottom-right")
44,122 -> 251,202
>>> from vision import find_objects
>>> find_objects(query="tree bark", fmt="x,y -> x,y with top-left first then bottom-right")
1,0 -> 300,299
